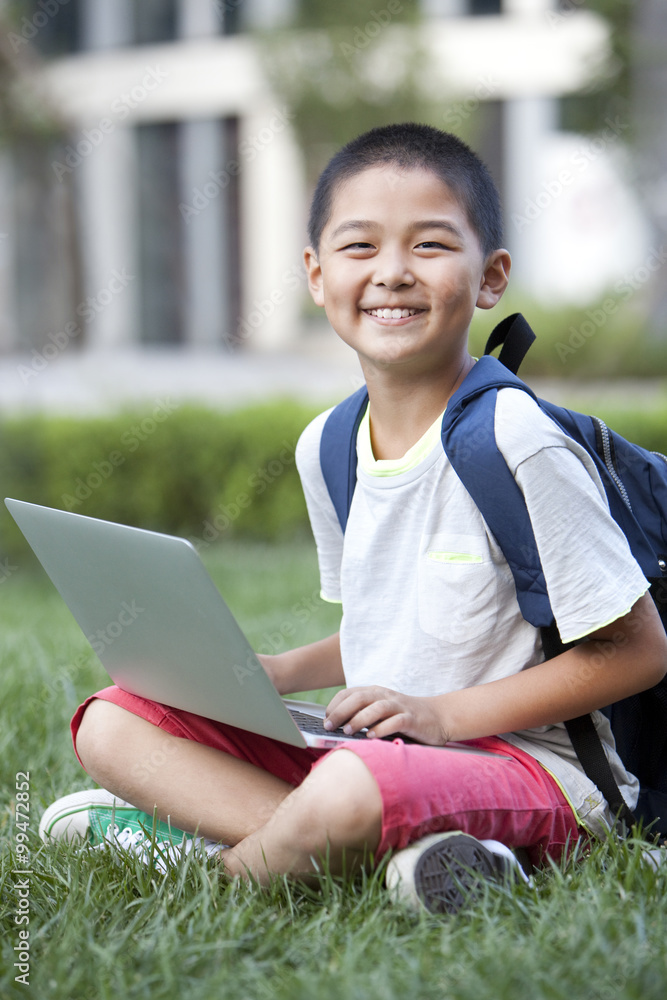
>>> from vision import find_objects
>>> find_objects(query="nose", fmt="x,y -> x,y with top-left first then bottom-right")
371,248 -> 415,289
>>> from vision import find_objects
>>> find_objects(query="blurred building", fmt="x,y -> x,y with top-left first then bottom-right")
0,0 -> 645,367
1,0 -> 304,357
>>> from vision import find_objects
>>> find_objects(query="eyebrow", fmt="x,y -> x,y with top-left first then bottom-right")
328,219 -> 466,242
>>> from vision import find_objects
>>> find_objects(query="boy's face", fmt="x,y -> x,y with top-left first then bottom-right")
305,166 -> 510,374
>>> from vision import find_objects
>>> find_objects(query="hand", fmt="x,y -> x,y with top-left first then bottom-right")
255,653 -> 283,692
324,685 -> 450,746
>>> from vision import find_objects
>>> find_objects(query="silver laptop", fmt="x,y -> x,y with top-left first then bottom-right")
5,499 -> 500,756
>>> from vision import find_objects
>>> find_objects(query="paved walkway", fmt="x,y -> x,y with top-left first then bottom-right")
0,329 -> 364,416
0,326 -> 665,416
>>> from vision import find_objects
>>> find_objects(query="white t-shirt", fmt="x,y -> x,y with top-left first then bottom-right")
295,386 -> 650,837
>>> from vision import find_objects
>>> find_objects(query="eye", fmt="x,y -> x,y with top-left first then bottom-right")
338,241 -> 376,256
415,241 -> 451,251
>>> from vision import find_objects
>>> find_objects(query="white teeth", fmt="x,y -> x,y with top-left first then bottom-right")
368,308 -> 418,319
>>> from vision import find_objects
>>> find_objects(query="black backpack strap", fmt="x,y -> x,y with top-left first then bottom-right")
564,715 -> 637,830
483,313 -> 536,375
541,622 -> 637,831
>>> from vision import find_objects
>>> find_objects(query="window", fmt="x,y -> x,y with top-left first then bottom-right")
469,0 -> 502,13
18,0 -> 82,56
136,119 -> 241,346
137,123 -> 184,345
134,0 -> 177,46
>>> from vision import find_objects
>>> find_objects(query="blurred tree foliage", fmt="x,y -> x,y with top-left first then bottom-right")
559,1 -> 633,136
259,0 -> 433,182
0,3 -> 64,143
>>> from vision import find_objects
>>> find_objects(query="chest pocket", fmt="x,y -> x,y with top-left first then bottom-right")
418,533 -> 499,645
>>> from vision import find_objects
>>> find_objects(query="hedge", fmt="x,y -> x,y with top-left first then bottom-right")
1,396 -> 667,564
0,400 -> 320,562
468,300 -> 667,379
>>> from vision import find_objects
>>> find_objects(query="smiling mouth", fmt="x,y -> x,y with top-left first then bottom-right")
364,307 -> 423,319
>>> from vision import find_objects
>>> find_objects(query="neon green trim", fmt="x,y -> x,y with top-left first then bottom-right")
562,586 -> 650,643
357,404 -> 445,477
427,551 -> 483,564
320,591 -> 343,605
536,766 -> 583,827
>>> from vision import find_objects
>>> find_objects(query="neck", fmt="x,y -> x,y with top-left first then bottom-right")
362,354 -> 475,460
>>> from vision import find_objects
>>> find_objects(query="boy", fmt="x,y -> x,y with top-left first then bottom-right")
41,123 -> 666,913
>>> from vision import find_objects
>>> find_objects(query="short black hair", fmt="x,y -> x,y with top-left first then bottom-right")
307,122 -> 503,257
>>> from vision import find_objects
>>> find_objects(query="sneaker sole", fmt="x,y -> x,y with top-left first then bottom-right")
412,833 -> 509,915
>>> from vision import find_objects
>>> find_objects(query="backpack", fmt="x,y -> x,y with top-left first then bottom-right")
319,312 -> 667,838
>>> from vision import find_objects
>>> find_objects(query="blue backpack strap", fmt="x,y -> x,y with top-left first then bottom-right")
442,355 -> 554,628
319,385 -> 368,532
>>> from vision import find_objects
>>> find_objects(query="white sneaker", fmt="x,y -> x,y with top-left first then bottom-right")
40,788 -> 224,874
640,846 -> 666,872
39,788 -> 184,844
386,831 -> 530,915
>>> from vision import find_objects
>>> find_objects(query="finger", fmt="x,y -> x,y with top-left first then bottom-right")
324,687 -> 357,716
336,699 -> 402,737
364,712 -> 411,740
324,687 -> 382,730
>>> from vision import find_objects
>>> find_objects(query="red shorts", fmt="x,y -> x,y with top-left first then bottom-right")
72,686 -> 581,866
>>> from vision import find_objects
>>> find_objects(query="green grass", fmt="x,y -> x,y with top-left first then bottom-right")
1,539 -> 666,1000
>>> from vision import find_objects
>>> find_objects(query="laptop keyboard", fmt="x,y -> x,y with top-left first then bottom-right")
288,708 -> 417,743
288,708 -> 370,741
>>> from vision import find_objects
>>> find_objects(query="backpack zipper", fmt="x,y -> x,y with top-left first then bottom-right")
593,420 -> 667,575
649,453 -> 667,572
592,416 -> 633,512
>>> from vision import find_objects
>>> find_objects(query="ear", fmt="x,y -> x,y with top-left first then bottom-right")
304,246 -> 325,307
476,249 -> 511,310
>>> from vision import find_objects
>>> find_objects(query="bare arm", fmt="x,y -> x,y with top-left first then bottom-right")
257,632 -> 345,696
324,593 -> 667,744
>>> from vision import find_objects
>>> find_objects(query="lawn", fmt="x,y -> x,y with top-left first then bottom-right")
1,537 -> 666,1000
